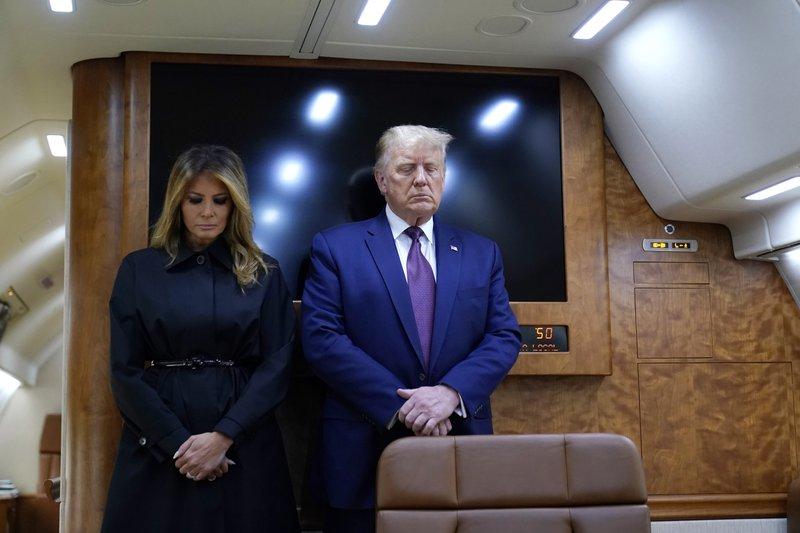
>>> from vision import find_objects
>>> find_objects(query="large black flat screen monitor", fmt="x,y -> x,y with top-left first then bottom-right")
149,63 -> 565,301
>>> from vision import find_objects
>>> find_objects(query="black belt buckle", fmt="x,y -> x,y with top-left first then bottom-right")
188,357 -> 204,370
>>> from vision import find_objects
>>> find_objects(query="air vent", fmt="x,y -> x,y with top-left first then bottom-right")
291,0 -> 341,59
515,0 -> 580,14
1,171 -> 39,196
477,16 -> 531,37
98,0 -> 146,5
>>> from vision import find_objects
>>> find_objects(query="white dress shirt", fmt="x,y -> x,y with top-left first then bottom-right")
384,204 -> 465,427
385,204 -> 437,281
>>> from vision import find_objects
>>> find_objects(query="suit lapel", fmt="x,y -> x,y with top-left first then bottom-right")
365,212 -> 425,365
430,219 -> 461,371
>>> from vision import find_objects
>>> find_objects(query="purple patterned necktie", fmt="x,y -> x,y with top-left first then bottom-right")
404,226 -> 436,369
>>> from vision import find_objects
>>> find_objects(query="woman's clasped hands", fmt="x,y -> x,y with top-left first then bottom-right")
173,431 -> 235,482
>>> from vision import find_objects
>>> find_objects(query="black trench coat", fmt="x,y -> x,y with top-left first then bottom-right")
101,237 -> 300,533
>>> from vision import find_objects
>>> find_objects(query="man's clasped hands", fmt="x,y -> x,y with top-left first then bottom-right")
397,384 -> 460,437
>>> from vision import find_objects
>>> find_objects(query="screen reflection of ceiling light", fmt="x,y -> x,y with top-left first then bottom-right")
277,157 -> 305,186
46,135 -> 67,157
262,208 -> 280,224
443,160 -> 457,195
358,0 -> 392,26
744,176 -> 800,201
307,90 -> 341,125
479,99 -> 520,132
48,0 -> 74,13
572,1 -> 629,40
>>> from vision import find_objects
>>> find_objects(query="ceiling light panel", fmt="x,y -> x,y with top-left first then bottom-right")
358,0 -> 391,26
46,135 -> 67,158
745,176 -> 800,201
47,0 -> 74,13
573,0 -> 629,40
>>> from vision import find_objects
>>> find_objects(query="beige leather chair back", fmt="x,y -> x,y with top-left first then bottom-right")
376,433 -> 650,533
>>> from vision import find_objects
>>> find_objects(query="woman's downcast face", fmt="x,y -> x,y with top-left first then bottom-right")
181,171 -> 232,250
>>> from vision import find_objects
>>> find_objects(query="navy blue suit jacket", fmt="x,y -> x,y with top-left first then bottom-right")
301,210 -> 521,508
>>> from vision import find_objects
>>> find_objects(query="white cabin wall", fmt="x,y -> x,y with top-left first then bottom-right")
578,0 -> 800,258
0,346 -> 62,494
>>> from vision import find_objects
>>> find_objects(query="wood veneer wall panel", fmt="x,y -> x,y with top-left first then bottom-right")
711,247 -> 788,361
64,58 -> 125,533
633,262 -> 709,285
639,362 -> 795,494
495,138 -> 800,518
634,288 -> 712,358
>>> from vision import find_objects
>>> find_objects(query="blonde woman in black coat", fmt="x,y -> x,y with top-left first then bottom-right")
102,145 -> 300,533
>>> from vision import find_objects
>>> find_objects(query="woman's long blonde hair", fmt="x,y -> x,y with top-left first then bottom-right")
150,145 -> 268,288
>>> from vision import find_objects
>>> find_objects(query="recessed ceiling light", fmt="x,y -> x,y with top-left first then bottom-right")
744,176 -> 800,201
48,0 -> 74,13
357,0 -> 391,26
46,135 -> 67,158
572,0 -> 629,40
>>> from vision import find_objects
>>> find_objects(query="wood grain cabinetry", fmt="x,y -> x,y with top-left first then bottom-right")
494,138 -> 800,519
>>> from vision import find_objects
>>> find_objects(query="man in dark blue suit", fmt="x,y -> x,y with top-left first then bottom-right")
302,125 -> 521,532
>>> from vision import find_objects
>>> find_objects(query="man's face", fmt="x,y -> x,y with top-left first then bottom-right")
375,143 -> 445,226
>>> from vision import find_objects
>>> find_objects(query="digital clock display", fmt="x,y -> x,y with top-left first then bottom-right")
519,325 -> 569,353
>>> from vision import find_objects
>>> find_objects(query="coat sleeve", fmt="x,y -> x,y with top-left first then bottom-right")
109,257 -> 191,462
214,264 -> 294,441
301,232 -> 406,427
438,242 -> 521,417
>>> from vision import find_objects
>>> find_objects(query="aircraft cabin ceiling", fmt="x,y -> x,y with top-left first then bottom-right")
1,0 -> 800,382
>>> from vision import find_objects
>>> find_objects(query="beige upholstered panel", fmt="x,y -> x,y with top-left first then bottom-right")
455,435 -> 568,507
571,506 -> 652,532
565,433 -> 648,505
376,434 -> 651,533
376,436 -> 457,509
376,511 -> 456,533
457,509 -> 571,533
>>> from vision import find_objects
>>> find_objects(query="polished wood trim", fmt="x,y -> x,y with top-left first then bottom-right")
509,72 -> 611,375
122,52 -> 151,253
125,51 -> 564,77
648,493 -> 787,520
64,57 -> 126,533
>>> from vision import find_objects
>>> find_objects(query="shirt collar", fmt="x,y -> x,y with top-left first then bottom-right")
385,204 -> 435,244
165,235 -> 233,270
